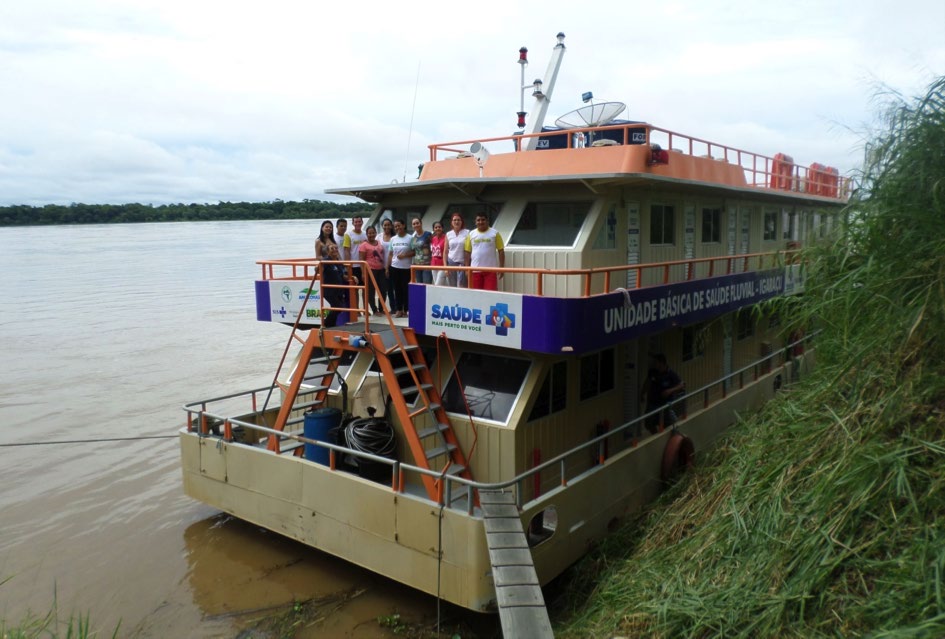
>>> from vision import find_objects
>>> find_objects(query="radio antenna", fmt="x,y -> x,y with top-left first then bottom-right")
403,61 -> 421,183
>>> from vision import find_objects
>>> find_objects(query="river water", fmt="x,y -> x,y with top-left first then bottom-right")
0,221 -> 495,637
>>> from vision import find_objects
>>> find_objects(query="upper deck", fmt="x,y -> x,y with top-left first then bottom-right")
283,113 -> 843,356
254,253 -> 805,356
329,121 -> 850,205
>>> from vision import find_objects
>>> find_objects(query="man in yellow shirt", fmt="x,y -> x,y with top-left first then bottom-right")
463,214 -> 505,290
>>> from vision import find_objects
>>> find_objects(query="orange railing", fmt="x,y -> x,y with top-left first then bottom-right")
259,249 -> 798,300
428,122 -> 851,201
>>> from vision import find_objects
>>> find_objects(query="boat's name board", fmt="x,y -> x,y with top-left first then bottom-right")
409,267 -> 798,354
604,272 -> 783,333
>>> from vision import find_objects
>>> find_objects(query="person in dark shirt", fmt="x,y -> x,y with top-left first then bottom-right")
640,352 -> 685,435
321,243 -> 358,328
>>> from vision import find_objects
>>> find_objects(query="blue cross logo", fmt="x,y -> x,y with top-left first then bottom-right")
488,302 -> 516,336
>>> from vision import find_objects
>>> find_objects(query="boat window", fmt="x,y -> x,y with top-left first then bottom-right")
683,323 -> 708,362
442,353 -> 531,424
736,308 -> 754,340
782,209 -> 797,241
649,204 -> 675,245
444,202 -> 503,231
579,349 -> 615,401
701,207 -> 721,243
376,206 -> 429,228
528,361 -> 568,421
591,204 -> 617,250
763,210 -> 778,241
509,201 -> 591,247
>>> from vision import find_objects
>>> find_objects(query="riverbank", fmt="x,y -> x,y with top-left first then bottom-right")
553,77 -> 945,638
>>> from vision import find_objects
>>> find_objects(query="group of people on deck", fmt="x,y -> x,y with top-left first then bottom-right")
313,212 -> 505,320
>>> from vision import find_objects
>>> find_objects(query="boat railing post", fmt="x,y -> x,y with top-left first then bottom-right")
391,461 -> 400,492
560,459 -> 568,487
467,486 -> 475,516
445,477 -> 453,508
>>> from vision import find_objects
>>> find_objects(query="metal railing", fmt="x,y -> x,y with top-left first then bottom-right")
427,122 -> 851,201
182,332 -> 814,516
258,249 -> 800,299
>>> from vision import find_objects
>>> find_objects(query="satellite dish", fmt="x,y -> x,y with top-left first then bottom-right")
554,101 -> 626,128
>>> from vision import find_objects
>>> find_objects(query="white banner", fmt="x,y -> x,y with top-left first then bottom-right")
423,287 -> 523,349
265,280 -> 326,324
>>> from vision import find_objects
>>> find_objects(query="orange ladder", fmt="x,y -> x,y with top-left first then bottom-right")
367,325 -> 474,503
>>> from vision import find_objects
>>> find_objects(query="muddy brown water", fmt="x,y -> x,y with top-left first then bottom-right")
0,221 -> 501,637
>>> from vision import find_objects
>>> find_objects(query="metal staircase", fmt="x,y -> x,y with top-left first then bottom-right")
259,262 -> 474,503
367,325 -> 474,503
265,333 -> 344,453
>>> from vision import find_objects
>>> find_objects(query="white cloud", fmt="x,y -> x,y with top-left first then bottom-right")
0,0 -> 942,205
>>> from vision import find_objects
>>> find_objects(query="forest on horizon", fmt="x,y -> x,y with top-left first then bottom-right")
0,199 -> 373,227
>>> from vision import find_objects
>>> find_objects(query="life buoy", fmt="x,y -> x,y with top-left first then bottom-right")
661,432 -> 695,481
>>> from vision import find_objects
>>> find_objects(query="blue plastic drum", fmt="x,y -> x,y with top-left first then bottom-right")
303,407 -> 341,466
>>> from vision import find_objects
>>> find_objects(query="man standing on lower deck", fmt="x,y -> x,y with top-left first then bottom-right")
464,214 -> 505,290
640,353 -> 685,435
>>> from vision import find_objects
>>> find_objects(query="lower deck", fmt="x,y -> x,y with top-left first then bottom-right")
181,322 -> 814,610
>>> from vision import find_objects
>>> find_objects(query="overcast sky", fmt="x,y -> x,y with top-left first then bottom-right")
1,0 -> 942,206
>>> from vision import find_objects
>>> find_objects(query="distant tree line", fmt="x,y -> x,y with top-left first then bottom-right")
0,199 -> 373,226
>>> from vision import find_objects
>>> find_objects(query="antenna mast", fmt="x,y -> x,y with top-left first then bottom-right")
518,32 -> 566,152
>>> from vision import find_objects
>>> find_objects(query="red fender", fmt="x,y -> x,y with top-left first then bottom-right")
661,433 -> 695,481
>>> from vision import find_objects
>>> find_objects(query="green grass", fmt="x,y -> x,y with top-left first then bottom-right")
554,77 -> 945,638
0,607 -> 116,639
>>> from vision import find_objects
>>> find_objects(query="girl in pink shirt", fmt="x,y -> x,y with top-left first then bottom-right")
430,221 -> 447,286
358,226 -> 388,315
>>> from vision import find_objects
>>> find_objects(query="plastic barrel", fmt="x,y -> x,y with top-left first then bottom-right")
303,407 -> 341,466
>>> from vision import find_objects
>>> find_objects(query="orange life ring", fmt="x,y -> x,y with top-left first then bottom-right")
661,433 -> 695,481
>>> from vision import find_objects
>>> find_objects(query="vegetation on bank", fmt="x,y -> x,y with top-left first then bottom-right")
554,78 -> 945,637
0,199 -> 372,227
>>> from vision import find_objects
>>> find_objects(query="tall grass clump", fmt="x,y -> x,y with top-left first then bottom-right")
555,77 -> 945,638
0,578 -> 120,639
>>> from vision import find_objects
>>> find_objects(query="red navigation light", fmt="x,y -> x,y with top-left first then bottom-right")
650,144 -> 670,165
517,111 -> 526,128
518,47 -> 528,64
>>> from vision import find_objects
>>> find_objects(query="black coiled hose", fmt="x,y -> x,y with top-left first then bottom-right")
343,417 -> 397,459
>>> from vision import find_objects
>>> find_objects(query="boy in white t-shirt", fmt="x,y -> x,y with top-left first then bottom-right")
343,216 -> 367,311
464,214 -> 505,291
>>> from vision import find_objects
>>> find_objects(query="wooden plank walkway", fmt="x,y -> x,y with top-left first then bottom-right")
480,490 -> 554,638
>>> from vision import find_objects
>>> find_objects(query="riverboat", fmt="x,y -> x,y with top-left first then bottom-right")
180,33 -> 849,622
